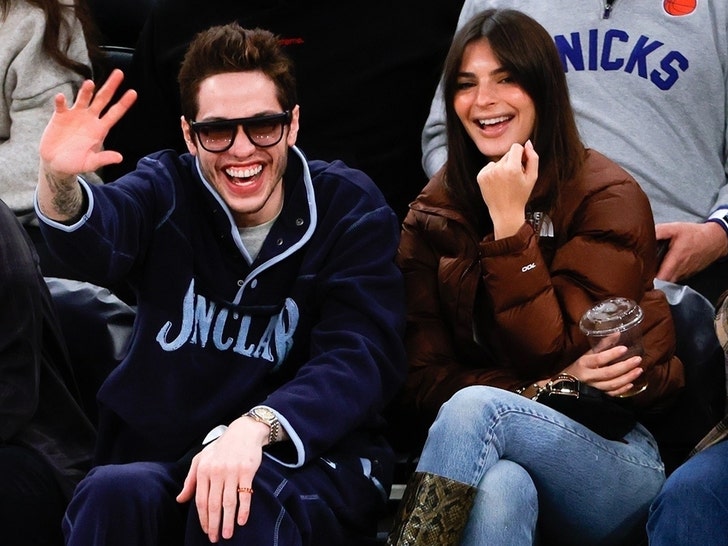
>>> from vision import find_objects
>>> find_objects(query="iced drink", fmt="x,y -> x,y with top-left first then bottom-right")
579,297 -> 646,397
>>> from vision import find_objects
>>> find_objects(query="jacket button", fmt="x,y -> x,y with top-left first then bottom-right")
296,218 -> 304,226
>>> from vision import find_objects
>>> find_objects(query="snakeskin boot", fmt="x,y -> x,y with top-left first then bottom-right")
386,471 -> 477,546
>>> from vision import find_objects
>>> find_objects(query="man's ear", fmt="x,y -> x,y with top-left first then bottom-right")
286,105 -> 301,147
180,116 -> 197,156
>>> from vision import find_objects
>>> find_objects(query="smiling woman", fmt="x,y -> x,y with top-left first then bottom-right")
387,8 -> 684,546
453,40 -> 535,163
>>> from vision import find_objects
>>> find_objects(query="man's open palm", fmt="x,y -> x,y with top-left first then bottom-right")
39,69 -> 137,177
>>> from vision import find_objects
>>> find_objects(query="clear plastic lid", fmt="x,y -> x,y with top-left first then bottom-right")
579,297 -> 644,336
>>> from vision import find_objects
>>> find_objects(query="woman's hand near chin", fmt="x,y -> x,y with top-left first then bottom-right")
477,140 -> 539,239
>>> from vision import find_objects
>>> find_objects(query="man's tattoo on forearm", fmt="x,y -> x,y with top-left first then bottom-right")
46,171 -> 83,217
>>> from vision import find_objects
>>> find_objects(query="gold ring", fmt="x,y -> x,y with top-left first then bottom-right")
237,486 -> 254,494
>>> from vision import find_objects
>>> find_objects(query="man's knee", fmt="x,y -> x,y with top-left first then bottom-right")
73,462 -> 177,508
65,462 -> 185,545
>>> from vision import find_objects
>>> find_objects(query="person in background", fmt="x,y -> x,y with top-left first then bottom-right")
422,0 -> 728,305
36,22 -> 406,545
101,0 -> 465,221
646,290 -> 728,546
389,9 -> 683,545
0,0 -> 102,277
0,197 -> 95,545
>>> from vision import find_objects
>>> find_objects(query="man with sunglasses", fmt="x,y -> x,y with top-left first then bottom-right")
34,23 -> 406,546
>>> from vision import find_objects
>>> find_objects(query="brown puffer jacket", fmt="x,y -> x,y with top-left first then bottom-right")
396,149 -> 684,428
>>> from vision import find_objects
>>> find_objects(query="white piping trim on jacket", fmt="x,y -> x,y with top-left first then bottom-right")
194,146 -> 317,305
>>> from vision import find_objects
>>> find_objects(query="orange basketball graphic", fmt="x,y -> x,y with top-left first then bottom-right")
663,0 -> 697,16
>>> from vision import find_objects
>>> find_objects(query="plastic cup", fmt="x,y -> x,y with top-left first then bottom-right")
579,297 -> 647,397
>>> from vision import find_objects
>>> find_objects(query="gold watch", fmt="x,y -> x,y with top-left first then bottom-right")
244,406 -> 281,445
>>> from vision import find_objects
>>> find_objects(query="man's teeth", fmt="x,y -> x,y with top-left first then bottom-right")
479,116 -> 510,127
226,165 -> 263,178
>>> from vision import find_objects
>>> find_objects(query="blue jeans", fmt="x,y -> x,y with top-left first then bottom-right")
416,386 -> 665,545
647,439 -> 728,545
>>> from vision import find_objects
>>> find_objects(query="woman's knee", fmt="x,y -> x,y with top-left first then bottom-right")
476,460 -> 537,522
429,385 -> 525,436
435,385 -> 506,428
461,461 -> 538,546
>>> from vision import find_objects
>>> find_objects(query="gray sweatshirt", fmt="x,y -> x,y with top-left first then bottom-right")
422,0 -> 728,226
0,0 -> 95,223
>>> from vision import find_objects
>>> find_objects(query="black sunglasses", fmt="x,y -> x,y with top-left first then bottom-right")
188,111 -> 292,153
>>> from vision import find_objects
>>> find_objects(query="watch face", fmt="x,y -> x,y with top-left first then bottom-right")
254,407 -> 276,422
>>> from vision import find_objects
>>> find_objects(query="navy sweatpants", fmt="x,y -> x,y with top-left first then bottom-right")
63,453 -> 385,545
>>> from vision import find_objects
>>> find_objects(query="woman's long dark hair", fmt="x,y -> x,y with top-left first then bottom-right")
442,9 -> 585,233
1,0 -> 100,80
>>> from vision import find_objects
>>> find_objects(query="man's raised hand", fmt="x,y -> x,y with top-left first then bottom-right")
39,69 -> 137,179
